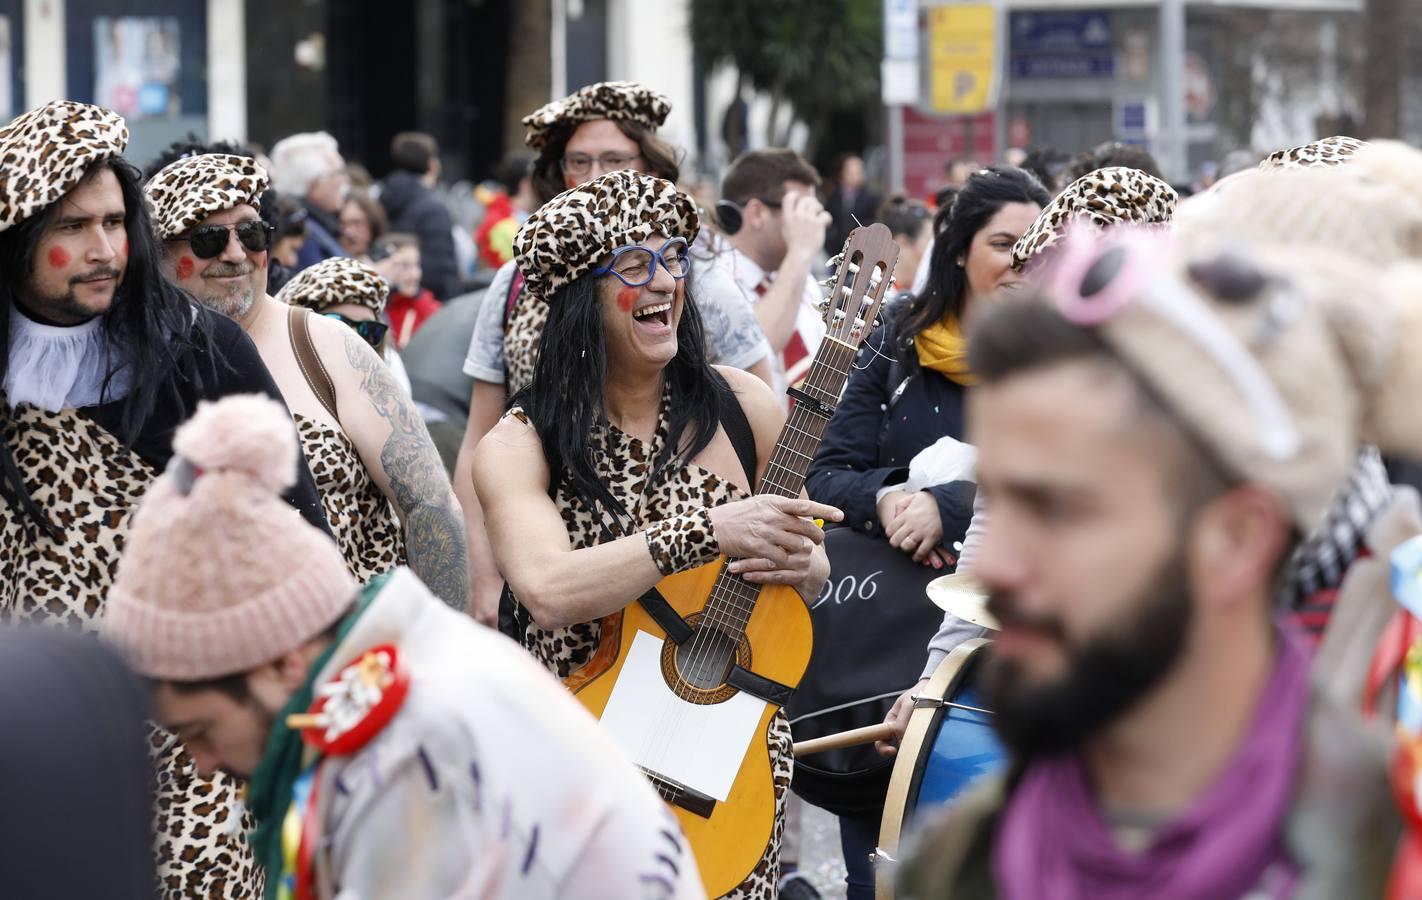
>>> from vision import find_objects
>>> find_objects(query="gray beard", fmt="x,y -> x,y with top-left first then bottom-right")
201,284 -> 255,321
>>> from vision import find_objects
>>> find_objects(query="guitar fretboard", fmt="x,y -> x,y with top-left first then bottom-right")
703,336 -> 861,639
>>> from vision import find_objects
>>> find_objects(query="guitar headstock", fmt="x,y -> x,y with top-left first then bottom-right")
815,223 -> 899,348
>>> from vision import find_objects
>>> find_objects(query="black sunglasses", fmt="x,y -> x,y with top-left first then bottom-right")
172,220 -> 275,260
323,312 -> 389,348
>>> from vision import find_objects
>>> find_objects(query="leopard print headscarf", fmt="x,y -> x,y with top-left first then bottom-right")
1011,166 -> 1177,272
1259,136 -> 1366,171
0,101 -> 129,234
277,256 -> 389,316
513,170 -> 698,303
144,153 -> 268,240
522,81 -> 671,151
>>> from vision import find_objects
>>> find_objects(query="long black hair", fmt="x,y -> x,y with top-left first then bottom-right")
0,156 -> 217,534
512,273 -> 729,529
893,166 -> 1051,370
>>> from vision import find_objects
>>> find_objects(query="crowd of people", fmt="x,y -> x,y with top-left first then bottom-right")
4,76 -> 1422,900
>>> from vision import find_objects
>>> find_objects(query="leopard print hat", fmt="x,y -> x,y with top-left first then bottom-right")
0,100 -> 129,234
1259,135 -> 1366,171
277,256 -> 390,316
1011,166 -> 1177,272
522,81 -> 671,151
144,153 -> 268,240
514,169 -> 698,303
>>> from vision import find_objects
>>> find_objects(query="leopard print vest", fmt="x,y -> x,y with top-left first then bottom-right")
0,403 -> 262,900
503,397 -> 791,900
295,415 -> 406,584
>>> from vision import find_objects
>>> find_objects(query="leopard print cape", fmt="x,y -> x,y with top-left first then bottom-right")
295,414 -> 406,584
503,398 -> 790,899
0,403 -> 262,900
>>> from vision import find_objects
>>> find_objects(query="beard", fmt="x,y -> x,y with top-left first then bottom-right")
981,548 -> 1193,758
199,261 -> 257,320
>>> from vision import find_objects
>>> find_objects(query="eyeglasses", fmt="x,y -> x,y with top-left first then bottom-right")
560,153 -> 642,176
170,220 -> 275,260
593,237 -> 690,287
323,312 -> 389,349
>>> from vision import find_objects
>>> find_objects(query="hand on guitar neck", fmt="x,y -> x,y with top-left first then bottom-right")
713,495 -> 842,597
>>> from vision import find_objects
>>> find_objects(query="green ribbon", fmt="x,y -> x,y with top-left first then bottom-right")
247,571 -> 392,899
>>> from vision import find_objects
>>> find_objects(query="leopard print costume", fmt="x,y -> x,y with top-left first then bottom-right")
503,284 -> 549,395
278,256 -> 390,317
0,100 -> 128,232
1011,166 -> 1178,272
1259,135 -> 1366,171
503,398 -> 790,900
0,403 -> 262,900
295,414 -> 406,583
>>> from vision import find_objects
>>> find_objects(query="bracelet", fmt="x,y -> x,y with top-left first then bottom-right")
643,508 -> 720,576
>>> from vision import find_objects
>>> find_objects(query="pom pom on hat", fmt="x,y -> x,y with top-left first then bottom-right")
104,394 -> 356,682
171,394 -> 298,495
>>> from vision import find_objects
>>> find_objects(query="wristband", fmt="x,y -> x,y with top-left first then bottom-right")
644,508 -> 719,576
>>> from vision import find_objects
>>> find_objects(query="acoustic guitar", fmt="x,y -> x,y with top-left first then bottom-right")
568,224 -> 899,897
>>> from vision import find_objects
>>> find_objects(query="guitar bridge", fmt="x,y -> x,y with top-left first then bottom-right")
638,766 -> 716,819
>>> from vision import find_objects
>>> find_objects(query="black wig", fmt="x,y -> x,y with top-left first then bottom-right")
512,274 -> 731,529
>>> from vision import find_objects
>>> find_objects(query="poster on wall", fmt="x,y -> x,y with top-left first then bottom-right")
93,17 -> 181,120
0,16 -> 12,122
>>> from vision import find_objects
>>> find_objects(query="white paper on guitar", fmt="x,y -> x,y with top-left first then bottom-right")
597,630 -> 767,802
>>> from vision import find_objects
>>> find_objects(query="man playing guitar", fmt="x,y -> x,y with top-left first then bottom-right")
473,170 -> 840,899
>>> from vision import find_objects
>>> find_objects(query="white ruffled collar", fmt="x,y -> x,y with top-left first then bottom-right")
4,304 -> 131,411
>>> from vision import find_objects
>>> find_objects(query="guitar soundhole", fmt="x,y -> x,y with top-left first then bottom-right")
659,613 -> 751,704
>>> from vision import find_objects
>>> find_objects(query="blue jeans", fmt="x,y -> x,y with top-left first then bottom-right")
838,811 -> 880,900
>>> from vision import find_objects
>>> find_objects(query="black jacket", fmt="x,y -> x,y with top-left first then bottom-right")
824,186 -> 883,257
380,170 -> 459,301
806,319 -> 975,549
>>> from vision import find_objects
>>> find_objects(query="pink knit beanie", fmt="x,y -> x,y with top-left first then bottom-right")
104,394 -> 356,681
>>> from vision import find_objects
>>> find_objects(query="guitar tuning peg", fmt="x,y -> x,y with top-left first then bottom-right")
818,275 -> 837,289
826,253 -> 844,270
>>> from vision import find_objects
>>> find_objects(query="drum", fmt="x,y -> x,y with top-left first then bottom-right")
873,637 -> 1002,900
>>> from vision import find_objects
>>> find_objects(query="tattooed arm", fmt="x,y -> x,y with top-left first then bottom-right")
314,315 -> 470,607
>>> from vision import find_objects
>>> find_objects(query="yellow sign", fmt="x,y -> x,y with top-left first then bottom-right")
929,5 -> 996,115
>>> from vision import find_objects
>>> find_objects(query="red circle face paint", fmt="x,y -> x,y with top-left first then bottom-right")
616,286 -> 638,313
176,256 -> 196,280
46,246 -> 71,269
121,240 -> 129,257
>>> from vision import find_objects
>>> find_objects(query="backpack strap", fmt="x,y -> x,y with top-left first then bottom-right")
712,370 -> 759,490
288,305 -> 340,422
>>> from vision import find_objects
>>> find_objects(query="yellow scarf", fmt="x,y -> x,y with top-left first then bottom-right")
913,315 -> 977,386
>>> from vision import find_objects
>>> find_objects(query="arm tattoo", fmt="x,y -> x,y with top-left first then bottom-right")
343,332 -> 470,608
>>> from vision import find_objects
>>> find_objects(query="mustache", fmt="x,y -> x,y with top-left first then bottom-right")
204,261 -> 255,278
70,267 -> 120,285
986,590 -> 1068,641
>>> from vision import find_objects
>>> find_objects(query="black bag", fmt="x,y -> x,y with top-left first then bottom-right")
788,524 -> 946,816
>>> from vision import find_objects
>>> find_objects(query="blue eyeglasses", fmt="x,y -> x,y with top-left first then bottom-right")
592,237 -> 690,288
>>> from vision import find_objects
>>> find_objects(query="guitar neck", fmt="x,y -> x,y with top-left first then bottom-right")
757,337 -> 860,499
704,337 -> 860,638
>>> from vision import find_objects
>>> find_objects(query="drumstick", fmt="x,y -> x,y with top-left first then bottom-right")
793,723 -> 896,756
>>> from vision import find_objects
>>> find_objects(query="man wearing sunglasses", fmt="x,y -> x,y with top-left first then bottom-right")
146,153 -> 469,612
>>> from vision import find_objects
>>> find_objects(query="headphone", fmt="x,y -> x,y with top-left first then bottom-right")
715,199 -> 746,235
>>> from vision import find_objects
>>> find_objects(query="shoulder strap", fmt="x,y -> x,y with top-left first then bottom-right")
288,305 -> 340,422
503,269 -> 525,328
712,370 -> 759,491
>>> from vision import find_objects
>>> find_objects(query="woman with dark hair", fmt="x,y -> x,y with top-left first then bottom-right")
339,188 -> 389,259
808,166 -> 1050,565
0,100 -> 328,900
473,170 -> 839,900
804,166 -> 1048,900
